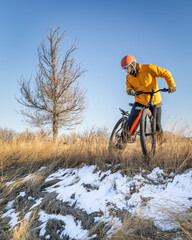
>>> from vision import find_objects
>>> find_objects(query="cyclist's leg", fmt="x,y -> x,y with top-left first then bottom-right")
156,106 -> 163,142
123,102 -> 144,141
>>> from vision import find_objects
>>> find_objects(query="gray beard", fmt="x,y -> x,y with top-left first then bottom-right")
130,63 -> 139,77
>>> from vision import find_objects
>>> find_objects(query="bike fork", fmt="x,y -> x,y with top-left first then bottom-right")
152,105 -> 157,135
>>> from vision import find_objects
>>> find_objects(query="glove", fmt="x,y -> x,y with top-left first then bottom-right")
168,86 -> 176,93
128,89 -> 135,96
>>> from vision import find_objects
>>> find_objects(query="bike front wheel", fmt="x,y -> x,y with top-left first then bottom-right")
140,108 -> 156,158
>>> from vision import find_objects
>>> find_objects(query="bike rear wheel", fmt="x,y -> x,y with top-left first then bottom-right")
109,117 -> 125,150
140,108 -> 156,158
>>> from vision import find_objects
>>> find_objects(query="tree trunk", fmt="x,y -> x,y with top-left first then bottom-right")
53,117 -> 58,141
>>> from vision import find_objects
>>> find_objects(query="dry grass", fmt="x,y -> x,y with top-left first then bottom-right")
173,208 -> 192,240
11,213 -> 38,240
154,132 -> 192,174
0,127 -> 192,239
180,218 -> 192,240
0,126 -> 192,185
107,214 -> 174,240
0,129 -> 110,174
107,212 -> 192,240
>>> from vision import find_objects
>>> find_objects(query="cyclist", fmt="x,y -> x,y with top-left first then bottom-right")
118,55 -> 176,148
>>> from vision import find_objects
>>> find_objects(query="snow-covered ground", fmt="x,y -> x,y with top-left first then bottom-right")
2,165 -> 192,239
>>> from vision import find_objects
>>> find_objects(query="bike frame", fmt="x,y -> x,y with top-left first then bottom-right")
129,108 -> 143,135
128,88 -> 168,136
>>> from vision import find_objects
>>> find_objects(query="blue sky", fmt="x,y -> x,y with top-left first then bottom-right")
0,0 -> 192,134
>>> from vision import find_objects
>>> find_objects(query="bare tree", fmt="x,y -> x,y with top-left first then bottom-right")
17,26 -> 86,140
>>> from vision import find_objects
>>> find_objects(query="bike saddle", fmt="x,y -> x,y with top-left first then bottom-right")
119,108 -> 129,116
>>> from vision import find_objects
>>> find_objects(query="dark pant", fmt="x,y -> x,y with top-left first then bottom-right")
124,102 -> 163,136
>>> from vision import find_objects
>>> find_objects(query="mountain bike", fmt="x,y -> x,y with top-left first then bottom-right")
109,88 -> 169,158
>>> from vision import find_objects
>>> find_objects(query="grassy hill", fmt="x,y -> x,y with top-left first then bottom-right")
0,128 -> 191,239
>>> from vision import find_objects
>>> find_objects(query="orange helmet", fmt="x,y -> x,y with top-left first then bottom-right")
121,55 -> 136,68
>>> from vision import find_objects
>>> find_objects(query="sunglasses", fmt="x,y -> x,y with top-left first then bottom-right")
123,65 -> 131,70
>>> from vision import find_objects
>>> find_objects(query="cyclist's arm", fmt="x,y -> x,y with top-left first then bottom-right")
149,64 -> 176,88
126,77 -> 134,94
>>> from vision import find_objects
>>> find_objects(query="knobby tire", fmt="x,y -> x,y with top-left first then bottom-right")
109,117 -> 125,150
140,108 -> 156,158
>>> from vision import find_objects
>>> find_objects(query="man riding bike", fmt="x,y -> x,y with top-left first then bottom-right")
118,55 -> 176,149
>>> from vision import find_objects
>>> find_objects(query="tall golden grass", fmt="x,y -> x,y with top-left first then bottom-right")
0,127 -> 191,181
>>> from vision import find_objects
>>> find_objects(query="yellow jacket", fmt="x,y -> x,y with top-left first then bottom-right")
126,63 -> 176,105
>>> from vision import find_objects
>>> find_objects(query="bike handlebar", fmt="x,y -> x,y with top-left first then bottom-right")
135,88 -> 168,96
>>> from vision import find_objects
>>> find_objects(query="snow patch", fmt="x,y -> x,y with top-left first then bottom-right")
17,191 -> 26,198
38,210 -> 88,239
45,165 -> 192,231
2,165 -> 192,238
